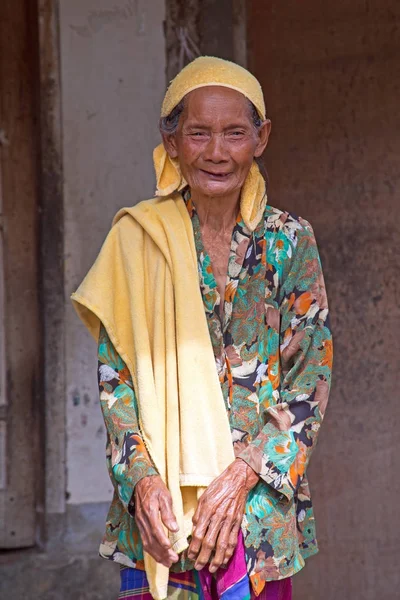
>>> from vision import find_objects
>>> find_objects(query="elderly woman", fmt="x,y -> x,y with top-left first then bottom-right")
72,57 -> 332,600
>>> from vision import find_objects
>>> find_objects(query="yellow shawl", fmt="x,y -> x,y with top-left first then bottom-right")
72,56 -> 267,600
71,195 -> 235,598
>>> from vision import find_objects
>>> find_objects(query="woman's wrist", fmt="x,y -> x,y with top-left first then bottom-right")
235,457 -> 260,491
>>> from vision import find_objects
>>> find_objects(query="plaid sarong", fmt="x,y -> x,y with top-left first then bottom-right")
119,567 -> 200,599
119,567 -> 292,600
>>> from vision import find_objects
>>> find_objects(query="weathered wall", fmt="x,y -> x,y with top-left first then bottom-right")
247,2 -> 400,599
0,0 -> 42,549
2,2 -> 167,598
164,0 -> 246,79
60,0 -> 166,504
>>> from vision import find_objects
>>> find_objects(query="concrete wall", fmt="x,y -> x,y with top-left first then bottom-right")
247,1 -> 400,599
61,0 -> 166,504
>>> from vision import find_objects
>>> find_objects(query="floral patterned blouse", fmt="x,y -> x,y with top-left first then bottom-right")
97,192 -> 332,595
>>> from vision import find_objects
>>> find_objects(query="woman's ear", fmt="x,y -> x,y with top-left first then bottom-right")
161,131 -> 179,159
254,119 -> 272,158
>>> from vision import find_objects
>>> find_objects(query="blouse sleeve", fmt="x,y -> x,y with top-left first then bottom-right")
98,323 -> 158,510
239,218 -> 333,501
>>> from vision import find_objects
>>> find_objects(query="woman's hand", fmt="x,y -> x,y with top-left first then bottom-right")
135,475 -> 180,568
187,459 -> 259,572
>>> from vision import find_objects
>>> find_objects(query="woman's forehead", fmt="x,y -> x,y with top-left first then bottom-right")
183,86 -> 251,122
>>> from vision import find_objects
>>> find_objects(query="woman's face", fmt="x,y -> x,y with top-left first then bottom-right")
163,86 -> 271,199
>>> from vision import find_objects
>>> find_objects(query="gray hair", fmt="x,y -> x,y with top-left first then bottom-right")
159,97 -> 264,135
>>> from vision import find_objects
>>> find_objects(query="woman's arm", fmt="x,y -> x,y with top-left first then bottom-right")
98,324 -> 179,567
239,218 -> 333,500
98,323 -> 158,509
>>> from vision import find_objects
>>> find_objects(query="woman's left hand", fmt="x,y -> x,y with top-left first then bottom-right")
187,458 -> 259,572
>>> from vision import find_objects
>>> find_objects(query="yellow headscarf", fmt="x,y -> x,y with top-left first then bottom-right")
153,56 -> 268,232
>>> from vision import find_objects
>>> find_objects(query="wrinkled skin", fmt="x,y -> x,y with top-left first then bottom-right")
135,459 -> 259,571
135,475 -> 179,568
188,458 -> 259,572
162,86 -> 271,205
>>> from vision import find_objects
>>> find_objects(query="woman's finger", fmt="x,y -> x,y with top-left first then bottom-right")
191,494 -> 205,527
159,491 -> 179,533
210,517 -> 241,572
208,521 -> 231,573
147,502 -> 175,549
187,520 -> 207,560
223,518 -> 241,565
193,511 -> 225,570
139,500 -> 178,564
188,500 -> 214,560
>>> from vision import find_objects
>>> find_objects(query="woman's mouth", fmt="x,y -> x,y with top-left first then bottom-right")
200,170 -> 232,180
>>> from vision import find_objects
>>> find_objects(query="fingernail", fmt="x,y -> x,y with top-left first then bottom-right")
209,566 -> 216,573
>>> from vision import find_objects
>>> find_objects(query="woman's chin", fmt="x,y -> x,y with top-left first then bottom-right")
191,180 -> 241,198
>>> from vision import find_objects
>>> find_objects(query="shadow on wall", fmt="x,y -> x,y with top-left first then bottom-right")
248,1 -> 400,599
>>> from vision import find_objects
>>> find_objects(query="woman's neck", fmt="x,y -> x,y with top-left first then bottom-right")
191,190 -> 240,233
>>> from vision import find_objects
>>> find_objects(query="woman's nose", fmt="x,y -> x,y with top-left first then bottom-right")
203,133 -> 229,162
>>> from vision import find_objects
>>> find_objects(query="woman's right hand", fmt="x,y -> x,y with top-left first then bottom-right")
134,475 -> 180,568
